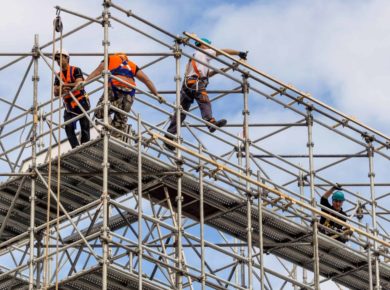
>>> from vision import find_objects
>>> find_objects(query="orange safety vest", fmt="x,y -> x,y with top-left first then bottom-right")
59,65 -> 86,110
108,53 -> 137,92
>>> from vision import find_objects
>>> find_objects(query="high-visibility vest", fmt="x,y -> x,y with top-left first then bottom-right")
59,65 -> 86,110
108,54 -> 137,92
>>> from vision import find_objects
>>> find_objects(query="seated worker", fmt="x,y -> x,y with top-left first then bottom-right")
54,49 -> 90,149
84,53 -> 163,138
319,185 -> 351,243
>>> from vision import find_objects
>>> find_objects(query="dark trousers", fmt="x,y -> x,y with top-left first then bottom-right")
64,99 -> 90,148
167,79 -> 212,135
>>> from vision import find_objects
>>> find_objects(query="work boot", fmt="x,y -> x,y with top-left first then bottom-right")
163,134 -> 176,151
208,118 -> 227,133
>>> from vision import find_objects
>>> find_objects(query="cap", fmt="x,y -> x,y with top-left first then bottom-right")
195,38 -> 212,47
332,191 -> 345,201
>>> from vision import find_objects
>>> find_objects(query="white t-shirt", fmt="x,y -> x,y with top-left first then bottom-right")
185,48 -> 217,78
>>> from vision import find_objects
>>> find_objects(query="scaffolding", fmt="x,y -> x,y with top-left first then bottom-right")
0,1 -> 389,290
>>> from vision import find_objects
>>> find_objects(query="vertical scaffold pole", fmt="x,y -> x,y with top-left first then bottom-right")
174,39 -> 183,290
237,140 -> 243,286
367,223 -> 374,290
242,73 -> 253,290
101,1 -> 111,290
137,114 -> 143,289
199,144 -> 205,290
257,171 -> 265,290
306,106 -> 320,289
299,169 -> 308,288
366,139 -> 381,290
29,34 -> 39,290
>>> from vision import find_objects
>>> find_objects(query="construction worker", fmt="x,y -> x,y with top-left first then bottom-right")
84,53 -> 163,138
53,49 -> 90,149
319,185 -> 351,243
164,38 -> 248,151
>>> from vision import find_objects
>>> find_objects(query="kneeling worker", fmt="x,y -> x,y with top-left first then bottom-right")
54,49 -> 90,149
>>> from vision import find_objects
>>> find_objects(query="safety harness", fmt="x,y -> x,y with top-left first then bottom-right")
108,53 -> 137,98
184,58 -> 209,92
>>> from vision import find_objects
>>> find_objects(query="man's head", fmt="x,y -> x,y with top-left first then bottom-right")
195,38 -> 211,49
332,191 -> 345,211
54,49 -> 70,70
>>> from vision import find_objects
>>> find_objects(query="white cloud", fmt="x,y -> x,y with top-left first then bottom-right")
198,0 -> 390,134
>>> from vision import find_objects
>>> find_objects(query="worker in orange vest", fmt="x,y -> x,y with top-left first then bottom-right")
54,49 -> 90,149
164,38 -> 247,151
84,53 -> 163,138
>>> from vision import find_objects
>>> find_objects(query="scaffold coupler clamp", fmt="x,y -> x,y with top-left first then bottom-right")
361,131 -> 375,144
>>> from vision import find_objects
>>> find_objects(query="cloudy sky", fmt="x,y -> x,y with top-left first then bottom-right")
1,1 -> 389,289
1,0 -> 390,134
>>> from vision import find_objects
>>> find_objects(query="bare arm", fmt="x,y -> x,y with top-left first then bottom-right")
85,62 -> 104,83
323,186 -> 336,199
54,77 -> 83,96
135,70 -> 158,95
217,48 -> 240,57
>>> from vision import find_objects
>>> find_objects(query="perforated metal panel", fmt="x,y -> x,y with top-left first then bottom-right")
0,137 -> 389,290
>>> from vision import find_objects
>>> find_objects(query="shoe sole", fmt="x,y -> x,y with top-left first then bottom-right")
209,119 -> 227,133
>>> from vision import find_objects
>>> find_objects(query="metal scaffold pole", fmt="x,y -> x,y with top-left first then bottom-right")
299,169 -> 308,288
366,138 -> 381,290
257,171 -> 265,290
199,144 -> 205,290
0,3 -> 390,290
29,34 -> 39,290
102,1 -> 111,289
242,73 -> 253,290
367,223 -> 374,290
174,39 -> 183,290
137,114 -> 143,290
306,106 -> 320,289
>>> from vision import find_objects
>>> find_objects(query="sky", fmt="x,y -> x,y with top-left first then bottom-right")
1,1 -> 390,289
1,0 -> 390,133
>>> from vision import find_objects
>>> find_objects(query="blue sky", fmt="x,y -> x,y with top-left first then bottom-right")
1,0 -> 390,134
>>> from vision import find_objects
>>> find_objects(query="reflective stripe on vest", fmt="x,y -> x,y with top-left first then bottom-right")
108,54 -> 137,89
59,65 -> 86,109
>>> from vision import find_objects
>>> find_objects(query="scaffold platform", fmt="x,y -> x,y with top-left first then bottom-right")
0,137 -> 389,290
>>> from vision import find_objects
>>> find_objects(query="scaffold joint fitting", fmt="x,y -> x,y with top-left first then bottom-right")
173,48 -> 182,59
361,132 -> 375,144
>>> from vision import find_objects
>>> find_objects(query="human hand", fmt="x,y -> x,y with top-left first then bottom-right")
238,51 -> 248,60
157,94 -> 166,104
333,183 -> 342,190
75,81 -> 85,90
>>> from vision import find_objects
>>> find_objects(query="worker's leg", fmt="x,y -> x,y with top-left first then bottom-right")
164,88 -> 194,151
167,88 -> 194,135
194,80 -> 226,132
79,99 -> 91,144
64,110 -> 80,148
94,87 -> 114,120
112,91 -> 133,136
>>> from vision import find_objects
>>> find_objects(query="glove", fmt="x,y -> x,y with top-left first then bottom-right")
333,183 -> 342,190
238,51 -> 248,60
157,94 -> 166,104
